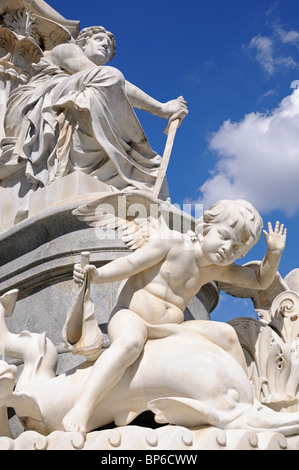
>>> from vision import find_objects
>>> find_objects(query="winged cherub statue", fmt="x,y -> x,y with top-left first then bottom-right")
59,191 -> 287,435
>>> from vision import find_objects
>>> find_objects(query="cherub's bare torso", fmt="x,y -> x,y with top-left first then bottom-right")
115,234 -> 216,325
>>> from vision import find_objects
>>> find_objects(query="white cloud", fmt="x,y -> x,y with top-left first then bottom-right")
257,87 -> 278,102
248,34 -> 296,75
198,89 -> 299,216
265,2 -> 279,17
249,35 -> 275,75
275,25 -> 299,47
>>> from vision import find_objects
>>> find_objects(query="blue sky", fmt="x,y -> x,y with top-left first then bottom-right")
47,0 -> 299,321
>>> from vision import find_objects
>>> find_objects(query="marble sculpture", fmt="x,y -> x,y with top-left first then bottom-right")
0,0 -> 299,451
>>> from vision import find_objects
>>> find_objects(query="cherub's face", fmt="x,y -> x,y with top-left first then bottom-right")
84,32 -> 114,65
0,360 -> 17,396
201,223 -> 249,266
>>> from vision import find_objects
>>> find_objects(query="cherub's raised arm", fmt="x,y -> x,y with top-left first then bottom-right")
218,221 -> 287,290
74,239 -> 169,285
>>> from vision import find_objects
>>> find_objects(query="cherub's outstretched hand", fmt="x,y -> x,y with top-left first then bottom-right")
263,221 -> 287,252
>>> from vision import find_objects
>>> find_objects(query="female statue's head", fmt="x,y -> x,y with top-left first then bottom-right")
76,26 -> 116,65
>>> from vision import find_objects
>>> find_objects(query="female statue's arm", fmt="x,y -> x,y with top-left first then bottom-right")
125,81 -> 188,119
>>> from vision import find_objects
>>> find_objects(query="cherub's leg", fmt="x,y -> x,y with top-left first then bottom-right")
62,309 -> 147,436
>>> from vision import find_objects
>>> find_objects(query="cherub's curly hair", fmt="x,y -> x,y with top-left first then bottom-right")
196,199 -> 263,253
76,26 -> 116,60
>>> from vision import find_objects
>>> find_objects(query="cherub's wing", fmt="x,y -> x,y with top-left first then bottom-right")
218,261 -> 290,311
73,190 -> 171,250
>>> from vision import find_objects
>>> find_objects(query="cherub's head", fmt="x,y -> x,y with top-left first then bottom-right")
196,199 -> 263,265
76,26 -> 116,65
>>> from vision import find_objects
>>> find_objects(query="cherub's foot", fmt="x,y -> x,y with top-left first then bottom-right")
62,406 -> 89,437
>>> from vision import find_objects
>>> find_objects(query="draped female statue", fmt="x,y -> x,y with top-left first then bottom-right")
0,26 -> 187,200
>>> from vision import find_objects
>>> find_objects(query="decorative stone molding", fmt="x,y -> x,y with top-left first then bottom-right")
0,27 -> 41,76
0,426 -> 297,451
0,4 -> 76,77
230,290 -> 299,413
0,0 -> 79,50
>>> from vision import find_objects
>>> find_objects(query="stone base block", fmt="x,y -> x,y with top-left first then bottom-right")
0,170 -> 115,234
0,425 -> 296,450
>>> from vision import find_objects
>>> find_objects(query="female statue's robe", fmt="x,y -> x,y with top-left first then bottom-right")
0,57 -> 167,197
